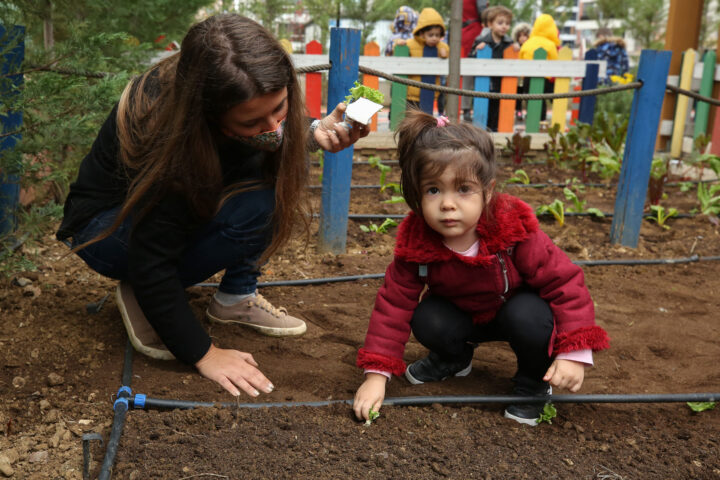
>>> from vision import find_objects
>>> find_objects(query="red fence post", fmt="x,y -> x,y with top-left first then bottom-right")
305,40 -> 322,118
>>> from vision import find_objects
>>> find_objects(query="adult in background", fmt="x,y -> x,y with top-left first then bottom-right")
57,14 -> 369,398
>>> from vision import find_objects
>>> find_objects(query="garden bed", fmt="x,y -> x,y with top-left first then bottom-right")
0,152 -> 719,479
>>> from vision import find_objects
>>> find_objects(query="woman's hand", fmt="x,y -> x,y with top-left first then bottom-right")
314,102 -> 370,153
353,373 -> 387,421
543,358 -> 585,392
195,343 -> 274,397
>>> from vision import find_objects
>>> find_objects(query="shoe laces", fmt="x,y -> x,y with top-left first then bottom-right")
249,294 -> 287,318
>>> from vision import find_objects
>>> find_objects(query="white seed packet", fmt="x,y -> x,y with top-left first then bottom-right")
345,97 -> 384,126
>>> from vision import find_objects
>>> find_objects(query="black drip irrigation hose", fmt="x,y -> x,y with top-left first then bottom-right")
96,339 -> 134,480
194,255 -> 720,289
335,212 -> 697,220
124,393 -> 719,411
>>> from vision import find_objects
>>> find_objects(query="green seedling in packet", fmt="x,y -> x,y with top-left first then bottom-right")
344,81 -> 385,105
344,81 -> 384,126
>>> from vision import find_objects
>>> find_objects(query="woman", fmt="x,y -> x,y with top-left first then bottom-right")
57,14 -> 368,398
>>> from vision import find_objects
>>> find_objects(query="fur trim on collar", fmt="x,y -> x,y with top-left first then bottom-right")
594,37 -> 626,49
394,194 -> 539,265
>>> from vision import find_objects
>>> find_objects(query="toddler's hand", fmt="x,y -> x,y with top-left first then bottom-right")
543,358 -> 585,392
439,46 -> 449,58
474,42 -> 486,52
395,39 -> 407,46
353,373 -> 387,421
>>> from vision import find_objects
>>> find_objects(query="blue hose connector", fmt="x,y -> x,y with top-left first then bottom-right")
113,397 -> 129,411
133,394 -> 146,409
117,386 -> 132,398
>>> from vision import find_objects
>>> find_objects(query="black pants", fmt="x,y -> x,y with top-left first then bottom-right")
410,292 -> 554,382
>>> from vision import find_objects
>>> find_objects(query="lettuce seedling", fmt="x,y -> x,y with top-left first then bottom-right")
360,218 -> 399,234
364,407 -> 381,426
537,403 -> 557,424
344,81 -> 385,105
687,401 -> 716,412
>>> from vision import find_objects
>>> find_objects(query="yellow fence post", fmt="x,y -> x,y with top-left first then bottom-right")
551,46 -> 572,131
670,48 -> 696,157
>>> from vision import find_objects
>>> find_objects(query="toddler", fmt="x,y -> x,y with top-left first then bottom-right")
401,7 -> 449,114
353,110 -> 609,425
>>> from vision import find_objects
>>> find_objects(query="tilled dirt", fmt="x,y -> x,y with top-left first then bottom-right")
1,153 -> 719,479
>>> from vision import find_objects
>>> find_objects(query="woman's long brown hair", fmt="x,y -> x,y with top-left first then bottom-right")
76,14 -> 309,264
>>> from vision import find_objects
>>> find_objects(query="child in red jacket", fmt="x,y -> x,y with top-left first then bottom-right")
353,110 -> 609,425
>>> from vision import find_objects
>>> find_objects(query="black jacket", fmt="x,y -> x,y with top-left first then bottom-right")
57,101 -> 267,365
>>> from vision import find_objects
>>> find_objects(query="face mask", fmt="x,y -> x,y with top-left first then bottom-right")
232,119 -> 285,152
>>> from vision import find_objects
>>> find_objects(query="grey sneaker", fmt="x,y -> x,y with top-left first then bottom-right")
116,282 -> 175,360
206,292 -> 307,337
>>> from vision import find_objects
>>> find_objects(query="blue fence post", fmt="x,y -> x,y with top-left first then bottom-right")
0,24 -> 25,237
578,49 -> 598,125
610,50 -> 672,247
318,27 -> 361,254
472,46 -> 491,129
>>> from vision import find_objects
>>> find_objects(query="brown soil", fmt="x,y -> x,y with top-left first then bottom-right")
1,152 -> 719,480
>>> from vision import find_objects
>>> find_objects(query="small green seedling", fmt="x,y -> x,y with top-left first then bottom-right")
364,408 -> 380,426
506,169 -> 531,185
697,182 -> 720,216
687,401 -> 716,412
537,403 -> 557,424
383,195 -> 405,204
359,218 -> 399,234
648,205 -> 678,229
563,188 -> 605,218
536,199 -> 565,227
344,81 -> 385,105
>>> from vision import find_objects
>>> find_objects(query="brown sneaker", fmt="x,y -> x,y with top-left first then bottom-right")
206,292 -> 307,336
116,282 -> 175,360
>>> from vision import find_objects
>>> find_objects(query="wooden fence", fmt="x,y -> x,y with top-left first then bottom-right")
293,41 -> 608,134
298,29 -> 671,253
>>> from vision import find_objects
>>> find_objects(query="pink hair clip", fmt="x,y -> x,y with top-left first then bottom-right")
436,115 -> 449,127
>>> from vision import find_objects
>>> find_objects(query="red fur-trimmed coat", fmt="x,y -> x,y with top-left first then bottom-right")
356,194 -> 610,377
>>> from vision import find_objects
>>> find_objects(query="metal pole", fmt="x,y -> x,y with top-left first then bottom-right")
446,0 -> 463,121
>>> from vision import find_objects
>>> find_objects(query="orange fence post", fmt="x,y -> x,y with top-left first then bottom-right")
497,45 -> 519,133
305,40 -> 322,118
362,41 -> 380,131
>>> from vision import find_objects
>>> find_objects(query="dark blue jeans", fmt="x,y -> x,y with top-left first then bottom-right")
71,188 -> 275,295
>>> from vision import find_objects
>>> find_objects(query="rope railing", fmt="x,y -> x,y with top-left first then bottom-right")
13,62 -> 720,107
665,84 -> 720,106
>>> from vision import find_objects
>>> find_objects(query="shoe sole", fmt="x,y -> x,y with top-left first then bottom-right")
116,285 -> 175,361
503,410 -> 539,426
404,362 -> 472,385
206,310 -> 307,337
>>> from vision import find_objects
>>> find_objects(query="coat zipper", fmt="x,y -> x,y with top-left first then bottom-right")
496,252 -> 509,302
